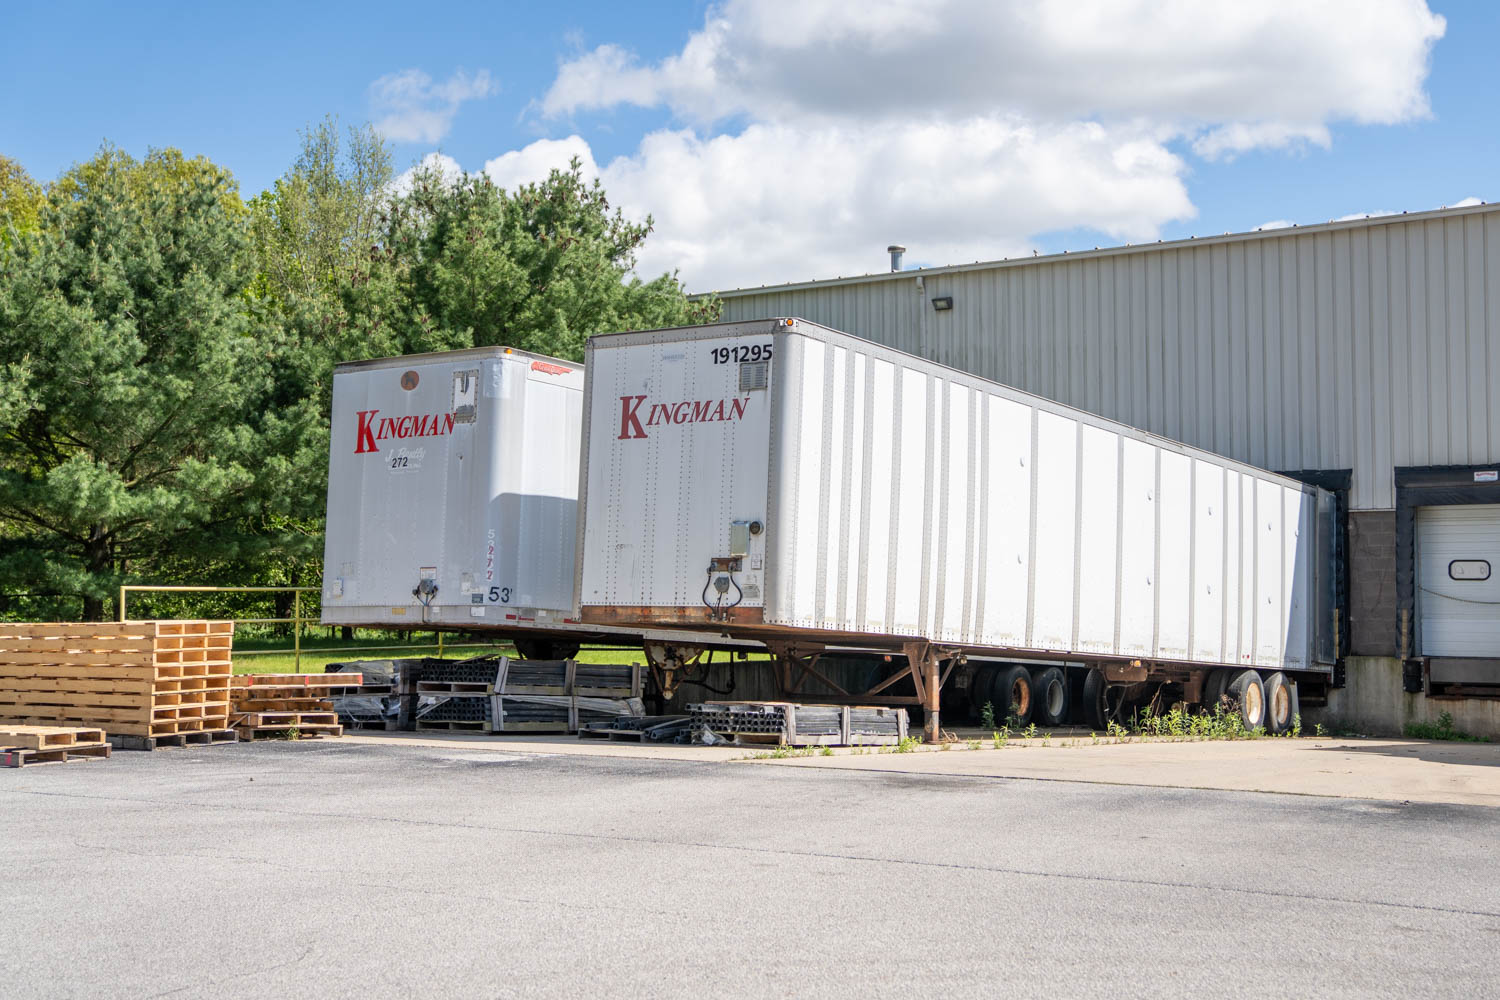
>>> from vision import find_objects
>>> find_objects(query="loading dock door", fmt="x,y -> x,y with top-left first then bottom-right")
1417,504 -> 1500,657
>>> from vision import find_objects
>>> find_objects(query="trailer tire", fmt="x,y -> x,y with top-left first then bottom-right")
998,665 -> 1034,726
1226,669 -> 1267,731
1263,671 -> 1295,735
1201,669 -> 1228,712
970,665 -> 998,721
1033,667 -> 1069,727
1083,668 -> 1110,731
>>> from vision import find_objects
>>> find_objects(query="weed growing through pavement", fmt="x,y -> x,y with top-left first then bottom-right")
890,735 -> 921,753
979,701 -> 996,730
966,739 -> 981,751
1404,711 -> 1488,742
818,745 -> 834,756
992,728 -> 1009,748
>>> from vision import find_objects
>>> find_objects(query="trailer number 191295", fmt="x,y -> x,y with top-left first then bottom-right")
711,343 -> 772,364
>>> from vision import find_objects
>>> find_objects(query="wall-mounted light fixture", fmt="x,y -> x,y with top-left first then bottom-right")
931,295 -> 954,311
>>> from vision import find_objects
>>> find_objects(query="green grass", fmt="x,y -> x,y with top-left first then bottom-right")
230,636 -> 771,674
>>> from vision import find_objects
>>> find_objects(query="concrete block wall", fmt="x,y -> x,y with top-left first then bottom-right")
1311,656 -> 1500,739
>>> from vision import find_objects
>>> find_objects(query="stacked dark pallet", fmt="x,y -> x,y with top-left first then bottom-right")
578,715 -> 693,743
410,655 -> 644,734
415,657 -> 504,732
325,660 -> 407,730
689,701 -> 909,747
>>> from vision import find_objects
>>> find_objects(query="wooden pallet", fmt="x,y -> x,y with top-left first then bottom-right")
342,717 -> 398,731
414,719 -> 492,732
1,742 -> 112,767
231,673 -> 362,691
326,684 -> 395,697
234,723 -> 343,742
0,725 -> 107,749
415,681 -> 494,695
232,711 -> 338,728
108,728 -> 239,751
0,621 -> 233,736
232,698 -> 335,712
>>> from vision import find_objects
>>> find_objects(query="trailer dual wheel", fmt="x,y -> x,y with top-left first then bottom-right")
1262,671 -> 1296,735
998,665 -> 1034,726
1082,668 -> 1110,731
1033,667 -> 1069,727
1225,669 -> 1267,731
970,664 -> 999,721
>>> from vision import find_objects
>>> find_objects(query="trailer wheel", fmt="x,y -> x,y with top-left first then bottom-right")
1201,669 -> 1228,712
998,665 -> 1034,726
1082,668 -> 1110,730
1033,667 -> 1069,727
1225,669 -> 1267,731
1262,671 -> 1295,735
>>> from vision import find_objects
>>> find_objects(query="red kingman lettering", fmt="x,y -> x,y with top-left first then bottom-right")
355,410 -> 379,453
618,395 -> 647,439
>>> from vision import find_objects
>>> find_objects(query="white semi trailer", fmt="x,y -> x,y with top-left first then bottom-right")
319,345 -> 748,667
320,346 -> 592,657
576,318 -> 1339,740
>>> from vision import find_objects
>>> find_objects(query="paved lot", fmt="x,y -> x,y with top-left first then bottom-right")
3,739 -> 1498,999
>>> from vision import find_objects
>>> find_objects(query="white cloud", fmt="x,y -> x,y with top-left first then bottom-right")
542,0 -> 1445,136
1256,220 -> 1295,231
1334,209 -> 1398,221
370,69 -> 496,143
483,136 -> 598,191
391,152 -> 464,196
1450,196 -> 1483,208
466,123 -> 1192,289
457,1 -> 1448,288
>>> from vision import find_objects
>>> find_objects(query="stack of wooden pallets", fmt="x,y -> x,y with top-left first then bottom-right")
230,673 -> 358,741
0,725 -> 113,767
0,621 -> 235,746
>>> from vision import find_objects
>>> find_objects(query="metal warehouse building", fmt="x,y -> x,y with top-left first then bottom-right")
708,202 -> 1500,737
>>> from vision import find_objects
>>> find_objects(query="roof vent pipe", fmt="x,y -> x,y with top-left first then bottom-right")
887,244 -> 906,272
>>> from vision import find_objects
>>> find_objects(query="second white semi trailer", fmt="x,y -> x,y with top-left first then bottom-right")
576,318 -> 1339,739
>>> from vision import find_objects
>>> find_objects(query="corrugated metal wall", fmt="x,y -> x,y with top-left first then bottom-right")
716,206 -> 1500,511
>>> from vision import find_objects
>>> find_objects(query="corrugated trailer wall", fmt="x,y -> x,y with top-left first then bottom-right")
716,206 -> 1500,511
767,328 -> 1331,671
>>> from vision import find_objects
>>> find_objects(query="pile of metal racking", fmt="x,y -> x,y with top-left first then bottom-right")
690,701 -> 908,747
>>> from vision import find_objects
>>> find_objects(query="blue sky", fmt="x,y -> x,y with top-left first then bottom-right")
3,1 -> 1493,290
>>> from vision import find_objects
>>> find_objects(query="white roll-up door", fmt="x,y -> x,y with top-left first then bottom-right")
1418,504 -> 1500,657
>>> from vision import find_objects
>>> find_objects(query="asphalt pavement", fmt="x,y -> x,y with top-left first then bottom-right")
3,740 -> 1497,999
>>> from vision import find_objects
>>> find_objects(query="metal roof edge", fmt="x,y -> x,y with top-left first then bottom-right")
698,202 -> 1500,300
